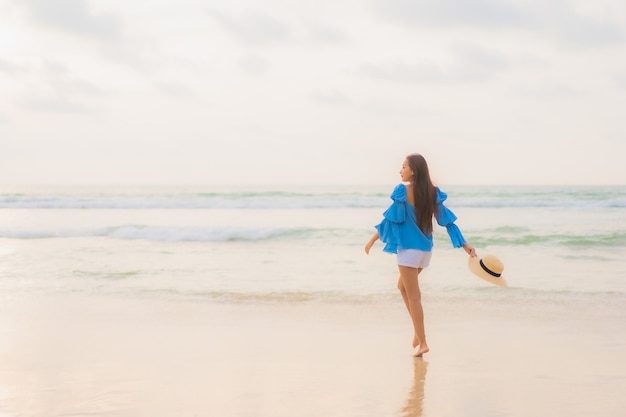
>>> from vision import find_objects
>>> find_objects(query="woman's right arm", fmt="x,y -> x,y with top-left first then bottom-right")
364,232 -> 379,254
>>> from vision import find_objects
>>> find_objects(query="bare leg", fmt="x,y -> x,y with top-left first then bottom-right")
398,267 -> 423,348
398,265 -> 429,357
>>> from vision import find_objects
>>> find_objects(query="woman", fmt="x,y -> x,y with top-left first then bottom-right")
365,154 -> 476,357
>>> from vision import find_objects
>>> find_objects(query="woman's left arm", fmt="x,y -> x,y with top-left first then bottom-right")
364,232 -> 379,254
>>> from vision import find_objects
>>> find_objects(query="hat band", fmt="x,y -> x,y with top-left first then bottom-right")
480,259 -> 501,277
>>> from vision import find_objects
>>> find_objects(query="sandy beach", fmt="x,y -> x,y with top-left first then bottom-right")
1,291 -> 624,417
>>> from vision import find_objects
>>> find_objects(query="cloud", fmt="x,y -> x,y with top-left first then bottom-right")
41,60 -> 104,95
360,44 -> 510,84
541,2 -> 625,47
208,8 -> 348,47
373,0 -> 531,28
453,44 -> 509,70
156,82 -> 195,99
517,82 -> 581,100
615,72 -> 626,89
209,9 -> 290,46
238,54 -> 270,75
6,58 -> 104,114
361,60 -> 448,84
371,0 -> 624,48
21,0 -> 122,40
18,96 -> 97,114
307,23 -> 350,44
0,58 -> 19,75
310,89 -> 351,105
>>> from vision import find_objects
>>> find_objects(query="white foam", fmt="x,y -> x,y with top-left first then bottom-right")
0,225 -> 295,242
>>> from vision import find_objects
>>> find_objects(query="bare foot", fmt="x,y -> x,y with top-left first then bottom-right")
412,335 -> 420,349
413,344 -> 429,357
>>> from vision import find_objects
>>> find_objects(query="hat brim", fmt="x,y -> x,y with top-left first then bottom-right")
468,257 -> 507,286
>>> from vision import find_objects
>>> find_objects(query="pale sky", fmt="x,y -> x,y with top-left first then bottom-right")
1,0 -> 625,185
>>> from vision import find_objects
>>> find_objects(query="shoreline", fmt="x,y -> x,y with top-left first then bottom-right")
1,292 -> 625,417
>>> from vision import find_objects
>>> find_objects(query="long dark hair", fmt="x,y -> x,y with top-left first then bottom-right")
406,153 -> 437,236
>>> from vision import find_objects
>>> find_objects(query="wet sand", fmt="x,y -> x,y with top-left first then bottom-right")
1,293 -> 625,417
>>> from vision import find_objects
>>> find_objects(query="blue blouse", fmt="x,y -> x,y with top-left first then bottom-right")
374,184 -> 466,254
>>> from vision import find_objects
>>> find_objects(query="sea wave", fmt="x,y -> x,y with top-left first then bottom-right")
0,194 -> 386,209
1,185 -> 624,209
2,224 -> 625,248
466,232 -> 626,248
0,225 -> 349,242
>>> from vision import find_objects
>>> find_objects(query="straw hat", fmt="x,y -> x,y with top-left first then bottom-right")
468,255 -> 507,286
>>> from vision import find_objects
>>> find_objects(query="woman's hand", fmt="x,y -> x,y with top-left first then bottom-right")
365,233 -> 379,254
462,243 -> 477,257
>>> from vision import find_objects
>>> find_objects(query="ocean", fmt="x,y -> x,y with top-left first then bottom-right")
1,184 -> 624,316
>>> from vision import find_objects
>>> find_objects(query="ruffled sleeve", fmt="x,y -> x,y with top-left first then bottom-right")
374,184 -> 407,254
434,188 -> 466,248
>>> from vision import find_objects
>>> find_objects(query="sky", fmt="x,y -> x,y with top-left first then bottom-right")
1,0 -> 625,185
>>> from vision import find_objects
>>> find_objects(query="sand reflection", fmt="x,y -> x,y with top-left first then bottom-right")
401,358 -> 428,417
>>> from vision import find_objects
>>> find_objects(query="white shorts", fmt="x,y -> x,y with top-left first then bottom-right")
397,249 -> 432,269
